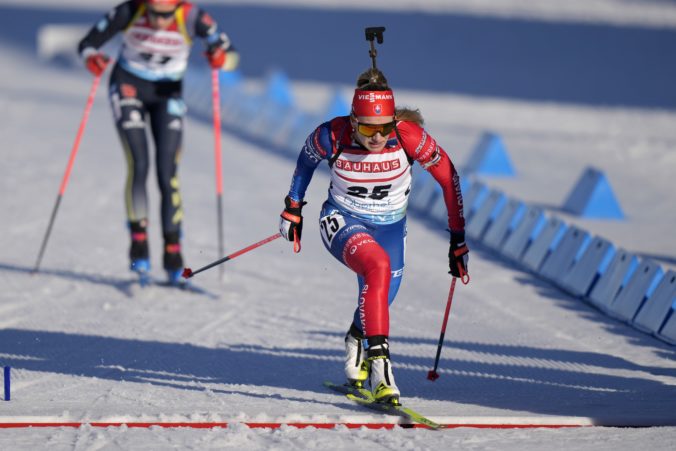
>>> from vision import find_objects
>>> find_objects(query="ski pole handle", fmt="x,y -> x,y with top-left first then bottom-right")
182,233 -> 282,279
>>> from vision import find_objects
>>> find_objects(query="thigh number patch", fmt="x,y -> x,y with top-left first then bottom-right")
319,212 -> 346,247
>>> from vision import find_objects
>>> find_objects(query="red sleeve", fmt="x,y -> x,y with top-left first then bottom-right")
397,121 -> 465,232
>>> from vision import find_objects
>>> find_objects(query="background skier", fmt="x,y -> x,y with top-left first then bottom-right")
78,0 -> 238,284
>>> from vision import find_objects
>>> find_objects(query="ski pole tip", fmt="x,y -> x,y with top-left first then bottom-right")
427,370 -> 439,381
182,267 -> 193,279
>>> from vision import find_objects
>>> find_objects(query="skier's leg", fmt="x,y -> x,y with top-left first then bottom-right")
319,205 -> 391,337
109,76 -> 151,271
351,218 -> 406,329
319,205 -> 400,400
343,222 -> 405,403
150,96 -> 185,279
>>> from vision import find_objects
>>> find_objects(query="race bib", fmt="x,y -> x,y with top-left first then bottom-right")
319,211 -> 347,247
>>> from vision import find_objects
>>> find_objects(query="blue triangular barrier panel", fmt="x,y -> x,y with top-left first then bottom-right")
483,199 -> 526,251
324,89 -> 350,120
562,167 -> 624,219
607,259 -> 664,322
464,132 -> 515,177
459,176 -> 471,196
559,236 -> 615,298
265,70 -> 294,108
462,180 -> 489,221
408,167 -> 438,212
501,206 -> 545,261
539,226 -> 591,285
658,313 -> 676,345
219,70 -> 243,88
521,216 -> 567,272
466,189 -> 507,241
588,249 -> 639,312
633,270 -> 676,335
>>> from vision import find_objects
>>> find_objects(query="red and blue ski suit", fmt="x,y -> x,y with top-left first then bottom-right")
286,116 -> 465,337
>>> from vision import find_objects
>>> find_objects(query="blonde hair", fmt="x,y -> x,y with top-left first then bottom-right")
356,68 -> 390,90
395,107 -> 424,126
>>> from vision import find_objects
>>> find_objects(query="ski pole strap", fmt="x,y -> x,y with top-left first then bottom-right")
293,228 -> 301,253
452,246 -> 470,285
456,262 -> 470,285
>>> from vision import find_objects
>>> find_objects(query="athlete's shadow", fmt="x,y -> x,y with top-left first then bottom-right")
0,328 -> 356,410
0,263 -> 198,298
310,330 -> 676,420
3,327 -> 675,420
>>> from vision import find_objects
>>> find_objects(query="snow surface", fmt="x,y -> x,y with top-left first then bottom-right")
1,0 -> 676,449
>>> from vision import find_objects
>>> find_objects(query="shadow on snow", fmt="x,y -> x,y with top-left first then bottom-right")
1,327 -> 675,419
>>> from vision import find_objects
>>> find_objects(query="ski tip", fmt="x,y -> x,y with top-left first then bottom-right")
426,370 -> 439,381
182,267 -> 193,279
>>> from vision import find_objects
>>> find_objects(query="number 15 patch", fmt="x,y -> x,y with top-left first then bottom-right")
319,211 -> 347,247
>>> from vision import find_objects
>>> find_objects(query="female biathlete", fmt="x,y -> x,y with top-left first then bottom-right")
78,0 -> 238,283
279,67 -> 470,404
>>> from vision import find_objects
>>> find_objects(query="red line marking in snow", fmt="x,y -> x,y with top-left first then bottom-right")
0,422 -> 588,430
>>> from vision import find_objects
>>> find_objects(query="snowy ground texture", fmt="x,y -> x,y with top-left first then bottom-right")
1,0 -> 676,449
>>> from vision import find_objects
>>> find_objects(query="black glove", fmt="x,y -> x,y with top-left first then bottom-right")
449,231 -> 470,282
279,196 -> 306,253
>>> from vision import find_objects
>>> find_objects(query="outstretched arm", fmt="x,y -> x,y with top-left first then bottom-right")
398,121 -> 469,281
397,121 -> 465,232
78,1 -> 136,56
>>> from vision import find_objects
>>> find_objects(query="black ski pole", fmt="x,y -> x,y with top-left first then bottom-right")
427,277 -> 457,381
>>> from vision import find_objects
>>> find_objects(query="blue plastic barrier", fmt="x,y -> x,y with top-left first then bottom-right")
409,168 -> 438,212
483,199 -> 526,251
588,250 -> 639,313
462,179 -> 489,222
562,166 -> 624,220
323,88 -> 350,120
501,205 -> 546,262
558,236 -> 615,298
183,69 -> 210,116
428,187 -> 452,226
265,70 -> 294,108
607,259 -> 664,322
521,216 -> 567,273
466,189 -> 507,241
657,311 -> 676,345
633,270 -> 676,335
539,226 -> 591,285
464,132 -> 515,177
250,72 -> 297,137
